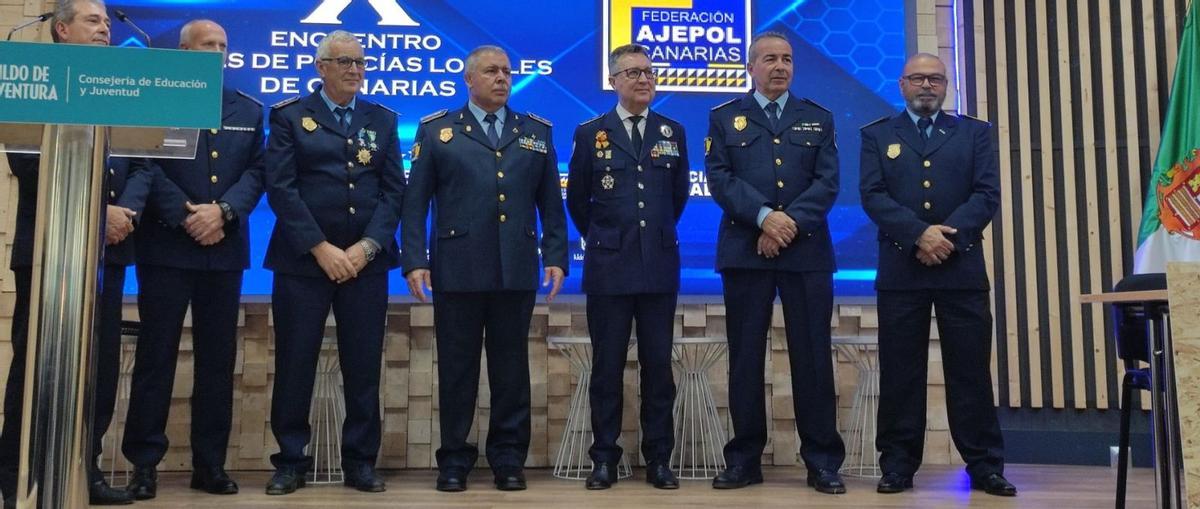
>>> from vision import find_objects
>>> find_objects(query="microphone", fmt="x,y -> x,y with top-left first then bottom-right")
6,12 -> 53,41
114,10 -> 152,48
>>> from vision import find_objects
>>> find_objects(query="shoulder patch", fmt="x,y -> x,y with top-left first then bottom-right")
527,112 -> 553,127
270,96 -> 300,109
578,114 -> 603,126
860,115 -> 891,130
710,98 -> 738,111
801,97 -> 830,113
236,90 -> 262,107
420,109 -> 448,124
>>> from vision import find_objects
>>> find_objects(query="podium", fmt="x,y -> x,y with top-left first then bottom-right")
0,40 -> 222,508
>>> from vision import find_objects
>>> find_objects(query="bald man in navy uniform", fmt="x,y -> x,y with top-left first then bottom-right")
860,53 -> 1014,497
704,32 -> 846,494
261,30 -> 405,496
402,45 -> 567,493
566,43 -> 687,490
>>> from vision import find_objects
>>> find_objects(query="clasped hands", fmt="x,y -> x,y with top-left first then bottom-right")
916,225 -> 958,266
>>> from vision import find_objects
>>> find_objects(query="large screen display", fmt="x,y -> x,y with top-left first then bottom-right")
104,0 -> 907,295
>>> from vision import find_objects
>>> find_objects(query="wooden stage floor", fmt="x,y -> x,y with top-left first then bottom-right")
128,464 -> 1154,508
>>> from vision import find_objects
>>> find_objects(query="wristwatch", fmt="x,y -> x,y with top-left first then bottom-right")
217,201 -> 235,223
359,240 -> 377,262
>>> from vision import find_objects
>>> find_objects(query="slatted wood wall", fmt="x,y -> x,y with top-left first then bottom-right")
961,0 -> 1187,410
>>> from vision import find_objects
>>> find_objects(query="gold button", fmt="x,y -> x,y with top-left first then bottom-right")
638,201 -> 645,209
773,138 -> 781,144
499,214 -> 507,222
349,207 -> 356,214
211,150 -> 219,159
637,182 -> 644,190
210,175 -> 218,184
775,158 -> 782,166
347,139 -> 353,145
923,202 -> 931,210
347,162 -> 354,168
499,194 -> 506,202
923,180 -> 931,188
210,129 -> 218,135
777,180 -> 784,188
495,151 -> 502,158
349,183 -> 355,190
497,171 -> 505,179
639,220 -> 646,227
923,160 -> 931,168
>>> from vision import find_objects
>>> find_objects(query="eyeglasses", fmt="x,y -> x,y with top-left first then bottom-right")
903,74 -> 947,87
612,67 -> 657,80
321,57 -> 366,70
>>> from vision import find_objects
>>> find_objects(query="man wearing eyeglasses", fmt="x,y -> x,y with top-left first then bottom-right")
262,30 -> 405,496
565,44 -> 688,490
859,53 -> 1013,497
704,31 -> 846,494
402,45 -> 567,493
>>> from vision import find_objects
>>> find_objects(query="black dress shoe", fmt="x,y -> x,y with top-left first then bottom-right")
877,472 -> 914,493
265,468 -> 305,495
493,466 -> 527,491
585,463 -> 616,490
126,466 -> 158,500
645,462 -> 679,490
971,473 -> 1016,496
190,467 -> 239,495
806,469 -> 846,494
711,465 -> 763,489
89,477 -> 133,505
344,464 -> 386,493
436,467 -> 467,492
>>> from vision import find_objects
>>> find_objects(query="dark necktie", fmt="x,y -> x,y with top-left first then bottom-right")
766,101 -> 780,130
629,115 -> 643,155
334,106 -> 350,131
484,113 -> 500,147
917,116 -> 933,141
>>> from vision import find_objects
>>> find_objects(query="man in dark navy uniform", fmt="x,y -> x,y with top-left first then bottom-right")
121,19 -> 264,500
261,30 -> 405,496
565,44 -> 687,490
704,32 -> 846,494
0,1 -> 146,506
402,45 -> 567,493
860,53 -> 1014,497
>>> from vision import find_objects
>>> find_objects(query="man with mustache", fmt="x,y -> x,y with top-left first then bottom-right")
859,52 -> 1015,497
565,43 -> 688,490
402,45 -> 567,493
0,1 -> 147,506
262,30 -> 405,496
704,31 -> 846,494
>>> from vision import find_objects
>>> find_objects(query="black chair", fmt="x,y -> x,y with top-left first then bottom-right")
1110,272 -> 1166,509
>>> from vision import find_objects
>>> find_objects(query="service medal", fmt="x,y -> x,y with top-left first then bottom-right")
601,173 -> 615,190
411,143 -> 421,161
302,117 -> 317,132
660,124 -> 673,138
705,137 -> 712,155
439,127 -> 453,143
886,143 -> 901,159
733,116 -> 747,132
357,148 -> 372,165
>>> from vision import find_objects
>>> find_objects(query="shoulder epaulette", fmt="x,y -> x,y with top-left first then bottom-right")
420,109 -> 448,124
376,103 -> 400,117
802,97 -> 830,113
860,115 -> 891,130
270,96 -> 300,109
654,111 -> 681,125
959,113 -> 990,125
710,98 -> 738,111
236,90 -> 262,107
578,114 -> 603,126
527,112 -> 553,127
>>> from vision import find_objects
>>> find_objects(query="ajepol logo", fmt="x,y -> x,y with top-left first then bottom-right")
603,0 -> 751,93
302,0 -> 420,26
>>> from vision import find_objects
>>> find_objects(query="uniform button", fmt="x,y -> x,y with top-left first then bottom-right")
497,171 -> 505,179
775,205 -> 784,211
349,183 -> 355,190
777,180 -> 784,188
347,139 -> 354,145
923,180 -> 931,189
499,193 -> 506,202
773,138 -> 781,144
349,206 -> 356,214
211,150 -> 219,159
605,166 -> 611,171
495,151 -> 502,158
639,220 -> 646,228
637,165 -> 643,172
210,175 -> 218,184
775,158 -> 782,166
450,229 -> 456,235
923,201 -> 932,210
109,190 -> 116,198
347,162 -> 354,168
666,163 -> 671,168
108,168 -> 114,175
923,160 -> 931,168
210,129 -> 218,135
638,201 -> 645,209
637,182 -> 644,190
805,141 -> 812,146
740,141 -> 747,146
499,214 -> 507,222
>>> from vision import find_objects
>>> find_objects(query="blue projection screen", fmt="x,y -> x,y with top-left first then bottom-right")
108,0 -> 906,296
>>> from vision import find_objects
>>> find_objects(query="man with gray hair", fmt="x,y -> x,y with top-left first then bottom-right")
402,44 -> 567,492
263,30 -> 406,495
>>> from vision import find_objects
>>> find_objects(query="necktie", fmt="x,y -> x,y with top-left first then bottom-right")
484,113 -> 500,147
917,116 -> 933,141
629,115 -> 643,155
766,102 -> 780,130
334,107 -> 350,131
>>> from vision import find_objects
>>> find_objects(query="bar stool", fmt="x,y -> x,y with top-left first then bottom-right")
831,335 -> 881,478
103,320 -> 141,487
669,336 -> 727,480
546,336 -> 633,480
306,335 -> 346,484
